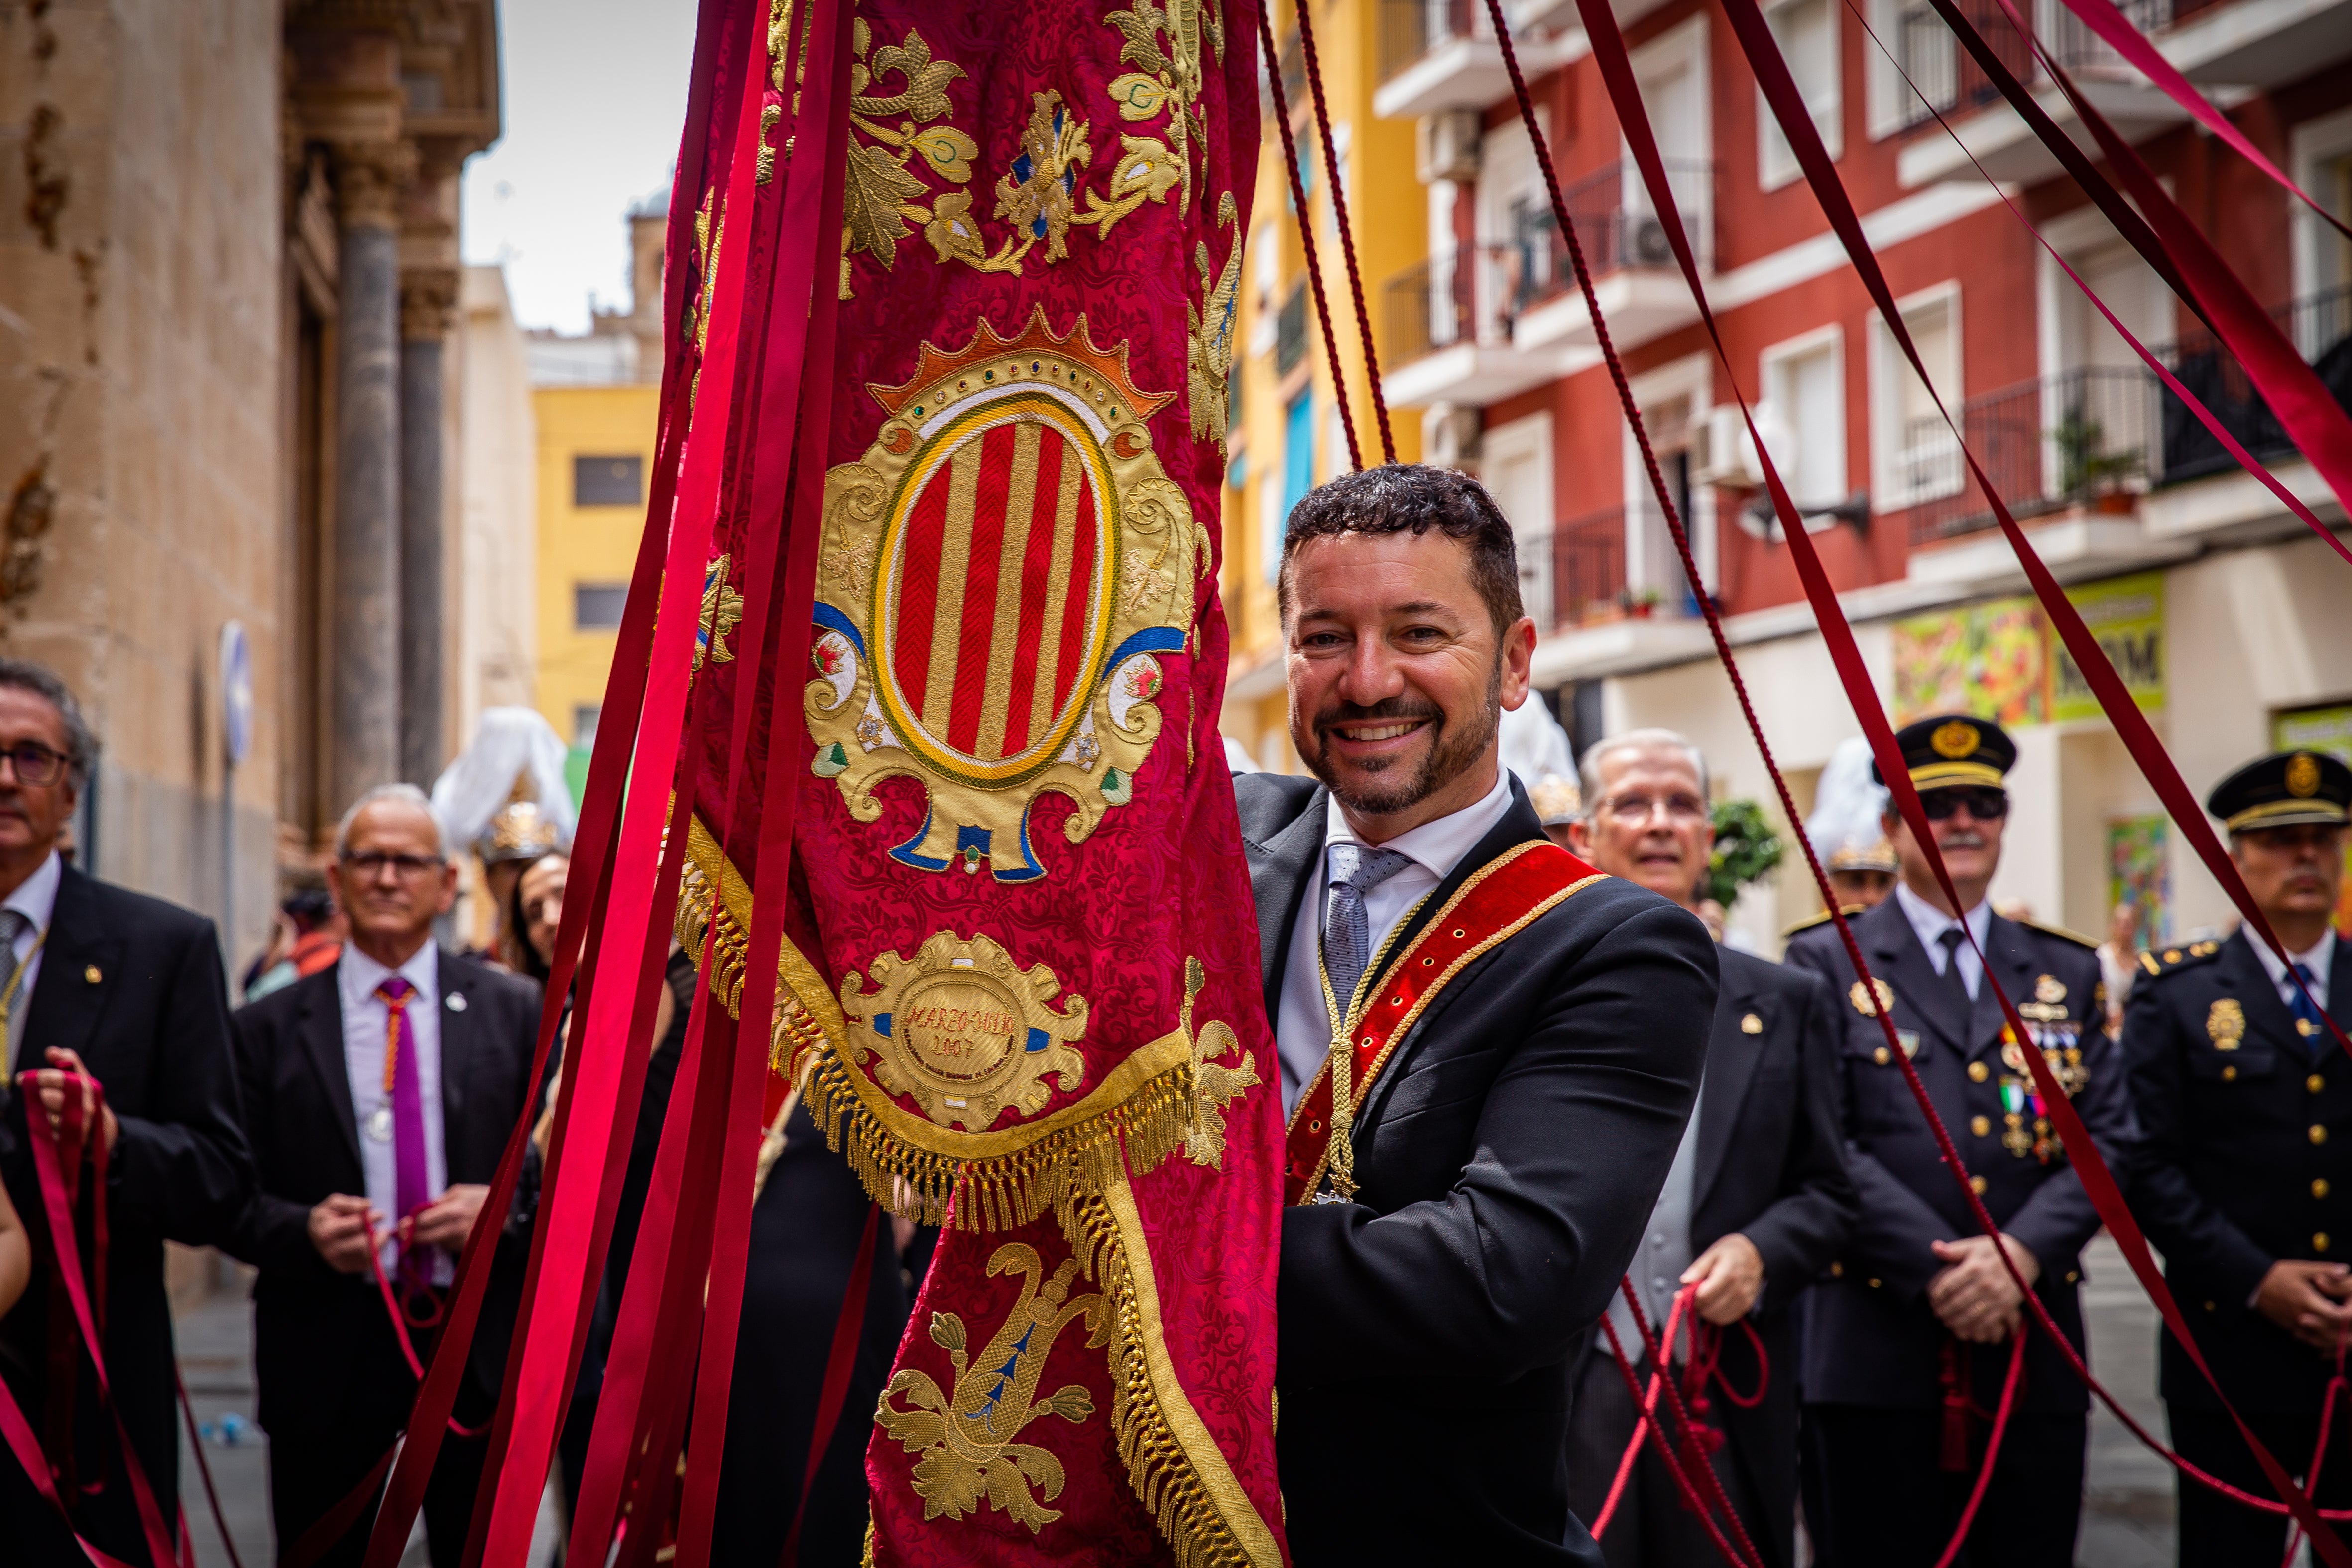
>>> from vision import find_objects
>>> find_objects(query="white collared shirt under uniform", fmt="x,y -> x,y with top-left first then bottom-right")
2248,926 -> 2334,1015
1274,770 -> 1516,1117
0,850 -> 61,1069
1895,881 -> 1995,1001
337,944 -> 452,1281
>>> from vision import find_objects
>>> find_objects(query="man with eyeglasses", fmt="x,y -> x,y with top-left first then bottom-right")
2121,749 -> 2352,1564
1784,714 -> 2129,1567
1561,730 -> 1856,1568
0,658 -> 254,1567
226,783 -> 542,1566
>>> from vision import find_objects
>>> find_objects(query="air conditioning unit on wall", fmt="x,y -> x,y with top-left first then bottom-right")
1424,404 -> 1483,469
1688,405 -> 1763,488
1417,110 -> 1482,186
1627,215 -> 1675,267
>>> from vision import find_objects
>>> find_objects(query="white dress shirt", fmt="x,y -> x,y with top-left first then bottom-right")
2249,925 -> 2334,1014
0,850 -> 62,1064
1275,769 -> 1517,1115
1895,881 -> 1995,1001
337,944 -> 452,1280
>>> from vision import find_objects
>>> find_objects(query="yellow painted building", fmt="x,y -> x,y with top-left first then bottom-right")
531,381 -> 661,791
1221,0 -> 1427,772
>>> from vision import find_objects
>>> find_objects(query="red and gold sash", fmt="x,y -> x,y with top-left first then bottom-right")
1283,841 -> 1609,1205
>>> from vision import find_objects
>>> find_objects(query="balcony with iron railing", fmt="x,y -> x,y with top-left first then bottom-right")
1894,283 -> 2352,545
1378,0 -> 1477,82
1372,0 -> 1571,118
1893,0 -> 2173,131
1517,510 -> 1632,633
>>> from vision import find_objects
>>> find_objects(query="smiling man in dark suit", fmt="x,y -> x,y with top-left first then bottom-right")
1235,465 -> 1717,1566
1784,714 -> 2130,1568
0,659 -> 254,1567
2123,748 -> 2352,1565
1562,729 -> 1855,1568
228,783 -> 541,1567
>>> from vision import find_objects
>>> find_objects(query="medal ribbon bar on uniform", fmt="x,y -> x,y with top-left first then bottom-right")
1284,843 -> 1607,1206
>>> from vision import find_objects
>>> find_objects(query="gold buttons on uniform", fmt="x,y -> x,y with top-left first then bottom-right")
2315,1125 -> 2331,1146
2313,1074 -> 2328,1095
1874,1046 -> 1891,1066
2065,1270 -> 2079,1283
1970,1176 -> 1989,1195
1830,1262 -> 1844,1277
2204,1300 -> 2218,1312
1968,1061 -> 1989,1083
2320,1233 -> 2333,1253
1972,1116 -> 1991,1137
83,965 -> 100,984
2223,1066 -> 2237,1081
2317,1179 -> 2332,1200
1741,1013 -> 1764,1034
1868,1278 -> 1882,1289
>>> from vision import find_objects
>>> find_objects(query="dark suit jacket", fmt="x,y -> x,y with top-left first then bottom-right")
226,951 -> 541,1434
1573,944 -> 1855,1564
0,864 -> 254,1565
2123,929 -> 2352,1413
1239,773 -> 1717,1565
1786,895 -> 2129,1413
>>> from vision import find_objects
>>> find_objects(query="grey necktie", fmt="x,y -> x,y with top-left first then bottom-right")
0,909 -> 29,1070
1323,844 -> 1414,1024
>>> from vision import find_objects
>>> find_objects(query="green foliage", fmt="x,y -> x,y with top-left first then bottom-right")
1705,798 -> 1784,908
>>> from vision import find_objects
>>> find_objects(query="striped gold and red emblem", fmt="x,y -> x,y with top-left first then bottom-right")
872,397 -> 1116,785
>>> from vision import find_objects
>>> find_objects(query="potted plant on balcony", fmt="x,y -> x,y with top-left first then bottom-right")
1617,585 -> 1663,620
2050,409 -> 2143,514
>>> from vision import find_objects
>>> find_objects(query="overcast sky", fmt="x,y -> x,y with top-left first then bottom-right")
460,0 -> 699,335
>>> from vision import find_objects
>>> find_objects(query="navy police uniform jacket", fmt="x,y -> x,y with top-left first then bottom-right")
1785,894 -> 2130,1412
2122,930 -> 2352,1413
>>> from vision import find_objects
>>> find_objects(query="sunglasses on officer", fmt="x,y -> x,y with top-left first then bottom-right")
1918,786 -> 2009,822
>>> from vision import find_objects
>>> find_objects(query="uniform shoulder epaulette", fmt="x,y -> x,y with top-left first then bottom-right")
2135,938 -> 2223,979
1782,903 -> 1865,938
2015,916 -> 2099,950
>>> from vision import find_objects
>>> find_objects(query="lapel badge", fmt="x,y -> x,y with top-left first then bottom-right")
2035,974 -> 2066,1004
446,991 -> 468,1013
2207,998 -> 2245,1051
1851,978 -> 1896,1018
1896,1030 -> 1921,1058
1740,1012 -> 1764,1035
83,965 -> 101,984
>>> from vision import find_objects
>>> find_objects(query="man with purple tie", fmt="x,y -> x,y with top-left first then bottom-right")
229,784 -> 542,1566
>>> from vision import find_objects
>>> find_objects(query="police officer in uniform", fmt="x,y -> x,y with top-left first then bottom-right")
2122,748 -> 2352,1565
1785,715 -> 2132,1566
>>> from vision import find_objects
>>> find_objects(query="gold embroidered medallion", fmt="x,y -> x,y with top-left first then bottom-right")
838,930 -> 1089,1133
808,310 -> 1202,881
2208,998 -> 2246,1051
2289,753 -> 2322,798
1176,955 -> 1258,1170
2035,974 -> 2067,1005
696,553 -> 743,671
875,1243 -> 1110,1531
1931,720 -> 1981,760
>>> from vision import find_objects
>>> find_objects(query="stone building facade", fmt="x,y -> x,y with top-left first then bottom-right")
0,0 -> 500,971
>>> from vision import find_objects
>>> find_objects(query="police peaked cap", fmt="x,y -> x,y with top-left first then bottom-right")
2208,750 -> 2352,834
1871,714 -> 2017,792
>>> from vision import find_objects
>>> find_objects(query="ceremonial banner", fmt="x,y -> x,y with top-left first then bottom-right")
667,2 -> 1285,1563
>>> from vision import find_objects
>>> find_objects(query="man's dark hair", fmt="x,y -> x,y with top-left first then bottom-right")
0,656 -> 96,789
281,881 -> 336,932
1276,464 -> 1527,636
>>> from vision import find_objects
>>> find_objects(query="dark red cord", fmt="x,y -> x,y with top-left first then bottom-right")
1290,0 -> 1394,464
1254,0 -> 1364,469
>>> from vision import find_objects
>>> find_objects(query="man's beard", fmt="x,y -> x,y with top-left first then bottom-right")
1298,658 -> 1502,819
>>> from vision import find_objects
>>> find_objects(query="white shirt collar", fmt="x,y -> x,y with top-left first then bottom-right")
2,851 -> 63,937
2249,926 -> 2335,989
1322,766 -> 1516,884
1894,879 -> 1992,954
338,940 -> 441,1008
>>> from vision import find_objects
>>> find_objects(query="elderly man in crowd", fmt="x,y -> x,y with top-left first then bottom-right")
0,658 -> 253,1567
229,784 -> 542,1566
1564,728 -> 1855,1568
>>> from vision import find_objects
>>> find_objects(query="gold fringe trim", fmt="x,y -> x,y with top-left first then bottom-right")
676,814 -> 752,1016
1062,1177 -> 1282,1568
799,1031 -> 1196,1230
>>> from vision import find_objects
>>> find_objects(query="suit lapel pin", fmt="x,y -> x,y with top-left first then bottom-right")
83,965 -> 101,984
446,991 -> 467,1013
1740,1013 -> 1764,1034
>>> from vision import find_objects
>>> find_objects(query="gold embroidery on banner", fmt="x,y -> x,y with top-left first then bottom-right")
807,311 -> 1200,883
1176,956 -> 1258,1170
1064,1175 -> 1284,1568
838,931 -> 1089,1134
1189,192 -> 1241,447
875,1244 -> 1110,1531
696,553 -> 743,671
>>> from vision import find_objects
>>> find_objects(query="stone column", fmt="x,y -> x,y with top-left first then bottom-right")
398,268 -> 456,787
329,141 -> 413,815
